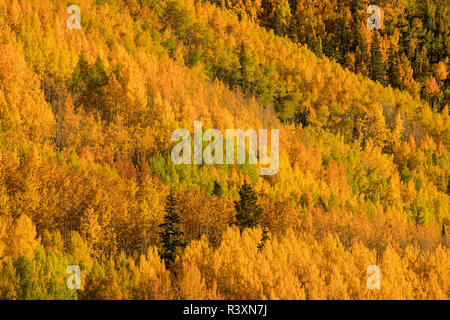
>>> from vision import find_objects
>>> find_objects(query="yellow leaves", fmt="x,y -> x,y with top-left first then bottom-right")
433,62 -> 448,82
430,245 -> 450,299
362,139 -> 395,180
114,51 -> 148,122
325,161 -> 351,203
424,76 -> 440,98
289,139 -> 323,177
178,190 -> 234,245
0,215 -> 8,258
0,30 -> 55,143
418,134 -> 437,152
4,215 -> 39,260
137,174 -> 167,223
161,220 -> 450,299
68,231 -> 93,269
260,197 -> 300,235
0,0 -> 447,301
179,261 -> 208,299
80,207 -> 103,257
348,241 -> 377,299
40,229 -> 63,255
399,55 -> 421,98
135,246 -> 173,299
379,245 -> 413,299
391,112 -> 404,147
386,170 -> 402,203
178,261 -> 223,299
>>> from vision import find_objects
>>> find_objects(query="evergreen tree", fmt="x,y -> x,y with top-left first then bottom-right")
159,191 -> 185,268
86,56 -> 109,117
315,36 -> 323,58
257,228 -> 270,251
212,181 -> 222,196
425,2 -> 436,31
271,7 -> 283,36
234,181 -> 263,231
354,28 -> 369,76
307,33 -> 323,58
388,47 -> 402,89
88,56 -> 109,91
294,106 -> 310,127
350,0 -> 362,50
287,18 -> 298,42
370,32 -> 386,85
238,41 -> 249,90
70,52 -> 89,91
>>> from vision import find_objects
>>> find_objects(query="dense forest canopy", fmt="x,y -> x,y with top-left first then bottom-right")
0,0 -> 448,299
210,0 -> 449,111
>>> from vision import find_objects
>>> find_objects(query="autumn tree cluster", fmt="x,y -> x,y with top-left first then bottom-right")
211,0 -> 449,112
0,0 -> 448,299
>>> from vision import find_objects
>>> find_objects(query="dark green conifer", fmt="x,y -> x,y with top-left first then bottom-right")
257,228 -> 270,251
70,52 -> 89,90
388,47 -> 402,89
370,32 -> 386,85
159,191 -> 185,268
234,181 -> 263,231
239,41 -> 249,90
212,181 -> 222,196
88,56 -> 109,91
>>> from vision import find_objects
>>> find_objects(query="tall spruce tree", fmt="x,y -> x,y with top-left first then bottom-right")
234,181 -> 263,231
86,56 -> 109,117
294,106 -> 310,127
370,32 -> 386,85
257,228 -> 270,251
159,191 -> 185,268
271,8 -> 283,36
388,47 -> 402,89
70,52 -> 89,91
212,181 -> 223,196
354,28 -> 369,76
87,56 -> 109,91
239,41 -> 249,90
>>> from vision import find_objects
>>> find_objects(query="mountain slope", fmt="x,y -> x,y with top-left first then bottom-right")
0,0 -> 448,299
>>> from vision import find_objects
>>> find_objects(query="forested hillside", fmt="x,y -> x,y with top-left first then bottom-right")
210,0 -> 449,112
0,0 -> 448,299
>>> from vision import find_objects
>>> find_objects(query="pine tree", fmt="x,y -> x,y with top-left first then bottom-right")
370,32 -> 386,85
307,33 -> 323,58
271,7 -> 283,36
234,181 -> 263,231
88,56 -> 109,91
391,112 -> 404,149
238,41 -> 249,91
257,228 -> 270,251
294,106 -> 309,127
287,18 -> 298,42
354,28 -> 369,76
315,36 -> 323,58
70,52 -> 89,91
212,181 -> 222,196
159,191 -> 185,268
86,56 -> 109,117
425,2 -> 437,31
388,47 -> 402,89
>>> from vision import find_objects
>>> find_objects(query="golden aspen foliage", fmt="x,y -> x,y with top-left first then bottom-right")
0,0 -> 447,300
134,247 -> 173,300
68,231 -> 94,269
5,215 -> 39,260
